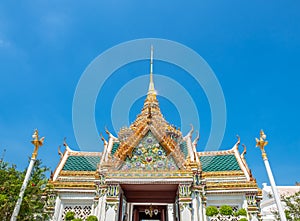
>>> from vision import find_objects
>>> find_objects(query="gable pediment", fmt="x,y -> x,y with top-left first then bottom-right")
120,131 -> 179,171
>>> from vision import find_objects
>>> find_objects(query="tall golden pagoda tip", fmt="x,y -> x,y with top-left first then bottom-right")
148,45 -> 156,95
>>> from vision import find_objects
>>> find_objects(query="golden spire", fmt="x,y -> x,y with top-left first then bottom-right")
148,45 -> 156,95
31,129 -> 45,159
255,129 -> 268,160
114,46 -> 183,162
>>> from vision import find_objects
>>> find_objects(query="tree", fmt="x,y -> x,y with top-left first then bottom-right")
235,208 -> 247,217
65,211 -> 75,220
206,206 -> 219,216
86,215 -> 98,221
0,161 -> 21,219
219,205 -> 233,216
281,190 -> 300,221
206,205 -> 248,220
0,159 -> 49,220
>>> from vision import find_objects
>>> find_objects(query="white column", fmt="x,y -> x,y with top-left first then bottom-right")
180,203 -> 192,221
196,194 -> 203,221
95,195 -> 103,219
167,204 -> 174,221
250,214 -> 259,221
127,203 -> 132,221
99,195 -> 107,221
202,205 -> 206,221
52,196 -> 62,221
263,159 -> 286,221
192,193 -> 199,221
242,198 -> 250,221
11,158 -> 36,221
93,199 -> 99,218
105,203 -> 118,221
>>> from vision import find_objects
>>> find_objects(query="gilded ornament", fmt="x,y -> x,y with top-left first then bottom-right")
255,129 -> 268,160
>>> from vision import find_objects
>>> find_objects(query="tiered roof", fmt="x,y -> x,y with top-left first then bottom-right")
50,146 -> 101,190
50,48 -> 259,197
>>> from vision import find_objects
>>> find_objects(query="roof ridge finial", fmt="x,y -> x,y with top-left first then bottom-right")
148,45 -> 156,95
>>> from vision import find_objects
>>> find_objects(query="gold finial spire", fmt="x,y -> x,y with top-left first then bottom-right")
148,45 -> 156,95
255,129 -> 268,160
31,129 -> 45,159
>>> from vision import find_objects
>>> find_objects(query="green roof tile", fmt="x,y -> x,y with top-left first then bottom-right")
200,154 -> 241,172
111,142 -> 120,155
62,156 -> 100,171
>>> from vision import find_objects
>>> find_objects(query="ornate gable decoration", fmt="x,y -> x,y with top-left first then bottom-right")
120,131 -> 179,171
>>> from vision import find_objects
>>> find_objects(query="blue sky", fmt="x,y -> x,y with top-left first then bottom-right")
0,1 -> 299,186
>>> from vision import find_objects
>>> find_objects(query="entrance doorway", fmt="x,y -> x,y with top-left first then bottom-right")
120,184 -> 178,221
121,184 -> 177,203
132,205 -> 167,221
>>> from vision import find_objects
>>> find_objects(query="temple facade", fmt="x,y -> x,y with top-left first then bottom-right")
46,52 -> 261,221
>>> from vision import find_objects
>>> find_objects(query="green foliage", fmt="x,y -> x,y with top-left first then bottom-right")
206,206 -> 219,216
236,208 -> 247,216
273,190 -> 300,221
72,219 -> 83,221
0,159 -> 49,221
239,218 -> 248,221
65,211 -> 75,220
281,190 -> 300,221
86,215 -> 98,221
219,205 -> 233,216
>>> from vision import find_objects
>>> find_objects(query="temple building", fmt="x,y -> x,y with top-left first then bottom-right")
46,51 -> 261,221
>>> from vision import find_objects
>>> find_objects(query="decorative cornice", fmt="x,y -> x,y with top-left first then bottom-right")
106,170 -> 194,179
50,181 -> 95,189
202,171 -> 245,178
59,171 -> 97,176
68,151 -> 102,157
105,178 -> 193,185
205,181 -> 259,191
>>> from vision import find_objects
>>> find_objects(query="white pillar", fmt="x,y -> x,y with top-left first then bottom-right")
105,203 -> 118,221
263,158 -> 286,221
11,158 -> 36,221
192,193 -> 199,221
202,205 -> 206,221
95,195 -> 102,219
196,194 -> 203,221
180,203 -> 192,221
99,195 -> 107,221
52,196 -> 62,221
242,198 -> 250,221
167,204 -> 174,221
127,203 -> 132,221
93,199 -> 99,218
250,214 -> 259,221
